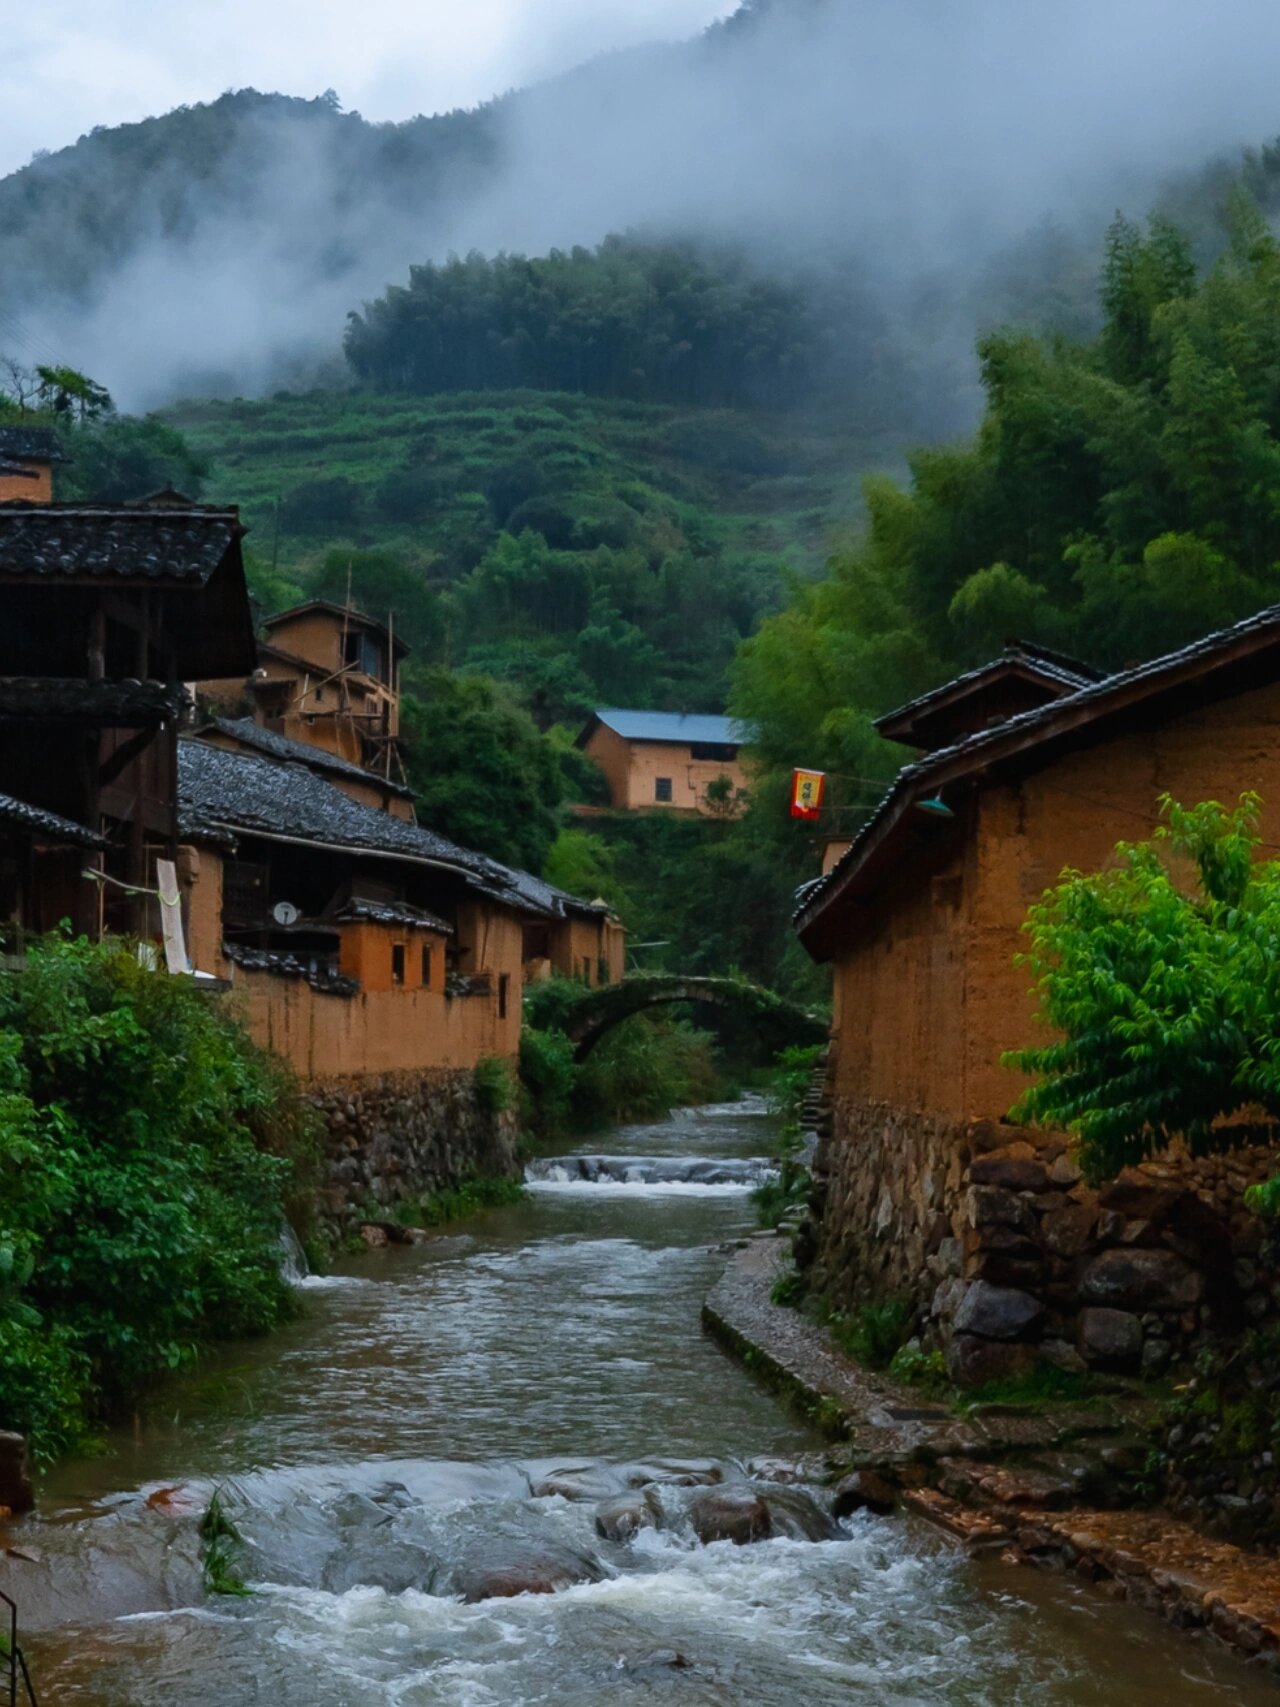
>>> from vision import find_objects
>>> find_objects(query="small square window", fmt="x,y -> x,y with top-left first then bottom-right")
391,942 -> 406,985
421,944 -> 432,987
655,776 -> 673,802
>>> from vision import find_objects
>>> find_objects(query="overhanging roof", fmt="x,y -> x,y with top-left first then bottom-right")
874,643 -> 1102,750
0,426 -> 67,465
796,602 -> 1280,959
0,791 -> 103,847
178,738 -> 600,923
0,677 -> 186,725
0,502 -> 258,680
262,599 -> 410,657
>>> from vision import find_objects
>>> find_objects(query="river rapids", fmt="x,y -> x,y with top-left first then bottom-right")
6,1099 -> 1273,1703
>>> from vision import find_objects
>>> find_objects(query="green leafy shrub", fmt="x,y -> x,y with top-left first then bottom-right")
473,1055 -> 515,1114
574,1013 -> 721,1127
887,1343 -> 949,1397
770,1266 -> 807,1308
1007,793 -> 1280,1185
830,1300 -> 909,1370
0,935 -> 317,1461
402,1175 -> 526,1227
518,1026 -> 578,1143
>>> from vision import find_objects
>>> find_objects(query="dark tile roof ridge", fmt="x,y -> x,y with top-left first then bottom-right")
0,425 -> 68,463
0,500 -> 239,517
798,601 -> 1280,928
1013,640 -> 1106,683
0,790 -> 104,846
331,897 -> 454,934
202,716 -> 414,797
874,646 -> 1094,734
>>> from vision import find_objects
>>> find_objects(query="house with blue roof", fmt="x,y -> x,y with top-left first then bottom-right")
576,708 -> 756,815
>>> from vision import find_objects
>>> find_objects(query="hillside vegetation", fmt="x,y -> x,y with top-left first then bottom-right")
166,386 -> 888,719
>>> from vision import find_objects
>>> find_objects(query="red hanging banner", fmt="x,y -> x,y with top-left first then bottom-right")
790,768 -> 826,821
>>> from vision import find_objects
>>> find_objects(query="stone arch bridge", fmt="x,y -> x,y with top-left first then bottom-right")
553,974 -> 828,1063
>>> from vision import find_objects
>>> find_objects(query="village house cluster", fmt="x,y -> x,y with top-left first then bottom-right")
0,427 -> 624,1107
795,621 -> 1280,1384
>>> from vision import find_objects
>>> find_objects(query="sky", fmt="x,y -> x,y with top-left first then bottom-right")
0,0 -> 735,177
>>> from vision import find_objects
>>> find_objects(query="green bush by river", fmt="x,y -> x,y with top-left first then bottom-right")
0,935 -> 319,1464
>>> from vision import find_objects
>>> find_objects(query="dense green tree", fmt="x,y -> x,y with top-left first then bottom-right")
399,669 -> 563,871
57,413 -> 209,503
345,236 -> 887,412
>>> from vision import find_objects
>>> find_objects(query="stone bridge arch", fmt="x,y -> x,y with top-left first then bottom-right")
557,974 -> 828,1063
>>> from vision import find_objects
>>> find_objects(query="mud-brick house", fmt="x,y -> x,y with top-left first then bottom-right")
0,497 -> 256,938
794,610 -> 1280,1382
177,734 -> 623,1218
0,426 -> 65,504
576,709 -> 756,815
200,599 -> 409,787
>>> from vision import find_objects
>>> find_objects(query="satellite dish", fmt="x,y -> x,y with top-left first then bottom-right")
272,900 -> 300,927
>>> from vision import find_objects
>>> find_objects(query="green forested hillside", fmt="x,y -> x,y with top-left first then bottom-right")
166,386 -> 889,718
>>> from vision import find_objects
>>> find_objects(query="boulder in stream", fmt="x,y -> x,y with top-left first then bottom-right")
687,1488 -> 773,1546
595,1489 -> 661,1543
759,1486 -> 841,1541
453,1540 -> 605,1602
832,1470 -> 897,1518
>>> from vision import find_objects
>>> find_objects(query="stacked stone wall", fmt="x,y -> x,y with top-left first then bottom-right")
308,1067 -> 521,1229
808,1096 -> 1278,1385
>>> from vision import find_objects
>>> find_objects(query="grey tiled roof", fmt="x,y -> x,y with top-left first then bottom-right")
0,791 -> 103,846
179,739 -> 571,918
0,678 -> 186,724
0,504 -> 240,582
198,716 -> 414,798
0,426 -> 67,464
179,739 -> 489,869
797,601 -> 1280,932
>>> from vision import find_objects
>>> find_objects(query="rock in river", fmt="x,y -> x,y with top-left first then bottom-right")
760,1486 -> 842,1541
832,1471 -> 896,1518
595,1490 -> 661,1543
687,1489 -> 773,1546
453,1540 -> 605,1603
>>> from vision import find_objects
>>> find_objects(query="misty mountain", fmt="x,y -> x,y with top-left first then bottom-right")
5,0 -> 1280,415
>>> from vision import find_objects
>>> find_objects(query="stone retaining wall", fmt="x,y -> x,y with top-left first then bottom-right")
806,1095 -> 1278,1385
308,1068 -> 521,1229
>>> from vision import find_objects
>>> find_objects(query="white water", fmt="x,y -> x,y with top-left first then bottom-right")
9,1099 -> 1275,1704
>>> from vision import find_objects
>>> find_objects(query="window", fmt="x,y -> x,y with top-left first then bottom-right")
690,742 -> 737,762
655,776 -> 673,803
391,942 -> 406,986
498,973 -> 510,1019
597,956 -> 610,987
421,944 -> 433,988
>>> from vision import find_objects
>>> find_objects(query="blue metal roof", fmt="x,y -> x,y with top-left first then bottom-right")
589,709 -> 755,746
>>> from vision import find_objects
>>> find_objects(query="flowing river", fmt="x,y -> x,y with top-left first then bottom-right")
8,1099 -> 1277,1703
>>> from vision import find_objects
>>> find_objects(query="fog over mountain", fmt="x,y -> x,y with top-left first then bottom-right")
4,0 -> 1280,412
